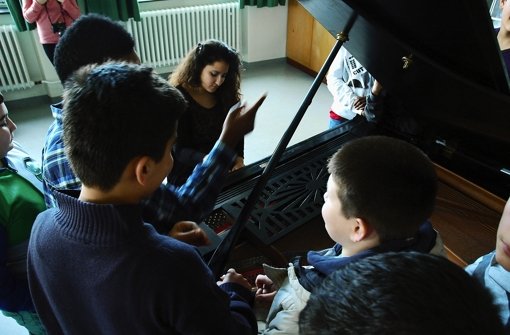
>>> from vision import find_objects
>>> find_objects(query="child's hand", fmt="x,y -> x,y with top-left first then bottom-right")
219,94 -> 267,150
217,268 -> 252,291
230,156 -> 244,172
254,274 -> 277,303
168,221 -> 210,246
353,96 -> 367,110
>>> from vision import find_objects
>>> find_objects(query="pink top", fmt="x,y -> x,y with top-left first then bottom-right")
22,0 -> 81,44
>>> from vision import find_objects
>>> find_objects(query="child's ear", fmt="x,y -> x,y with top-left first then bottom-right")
133,156 -> 155,186
351,218 -> 374,242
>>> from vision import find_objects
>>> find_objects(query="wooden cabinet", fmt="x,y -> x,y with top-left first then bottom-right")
286,0 -> 335,74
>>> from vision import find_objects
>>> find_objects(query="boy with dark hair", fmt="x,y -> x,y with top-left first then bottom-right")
299,252 -> 505,335
0,92 -> 46,334
255,135 -> 444,334
52,14 -> 140,85
28,62 -> 266,334
43,14 -> 140,209
43,14 -> 247,244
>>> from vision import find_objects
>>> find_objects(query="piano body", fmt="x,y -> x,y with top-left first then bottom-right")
205,0 -> 510,273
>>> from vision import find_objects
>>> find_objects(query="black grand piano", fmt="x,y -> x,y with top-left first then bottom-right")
204,0 -> 510,276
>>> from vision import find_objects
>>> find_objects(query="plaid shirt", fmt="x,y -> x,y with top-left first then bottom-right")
42,103 -> 80,208
42,103 -> 236,233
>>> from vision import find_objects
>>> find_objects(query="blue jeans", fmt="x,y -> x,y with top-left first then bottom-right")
329,117 -> 347,129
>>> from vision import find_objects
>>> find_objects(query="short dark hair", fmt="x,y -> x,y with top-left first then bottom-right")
299,252 -> 505,335
169,39 -> 242,107
63,62 -> 186,190
327,136 -> 437,240
54,14 -> 136,84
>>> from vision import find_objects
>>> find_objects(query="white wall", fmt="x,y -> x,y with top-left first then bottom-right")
0,1 -> 288,101
241,4 -> 287,63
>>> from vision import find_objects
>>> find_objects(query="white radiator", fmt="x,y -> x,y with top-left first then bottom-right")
126,2 -> 240,70
0,25 -> 34,92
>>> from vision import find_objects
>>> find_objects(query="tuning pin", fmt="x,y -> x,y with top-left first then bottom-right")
336,32 -> 349,42
402,54 -> 413,70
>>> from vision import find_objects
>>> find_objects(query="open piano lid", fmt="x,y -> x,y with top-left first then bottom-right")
300,0 -> 510,197
205,0 -> 509,275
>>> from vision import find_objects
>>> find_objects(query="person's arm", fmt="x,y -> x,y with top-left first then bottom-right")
364,80 -> 384,122
22,0 -> 44,23
142,95 -> 266,233
167,250 -> 256,334
60,0 -> 81,20
168,221 -> 209,246
326,47 -> 359,111
143,141 -> 234,233
0,226 -> 34,312
232,156 -> 244,171
232,137 -> 244,171
255,274 -> 277,303
42,118 -> 82,208
217,269 -> 257,332
260,278 -> 308,335
42,142 -> 81,191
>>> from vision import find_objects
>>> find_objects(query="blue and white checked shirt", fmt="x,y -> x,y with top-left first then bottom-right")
42,103 -> 236,233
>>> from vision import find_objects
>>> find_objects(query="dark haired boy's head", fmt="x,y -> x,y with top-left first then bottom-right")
299,252 -> 505,335
326,136 -> 437,241
54,14 -> 140,84
63,62 -> 186,191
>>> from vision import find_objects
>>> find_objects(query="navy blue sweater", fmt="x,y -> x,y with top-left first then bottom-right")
28,191 -> 256,334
